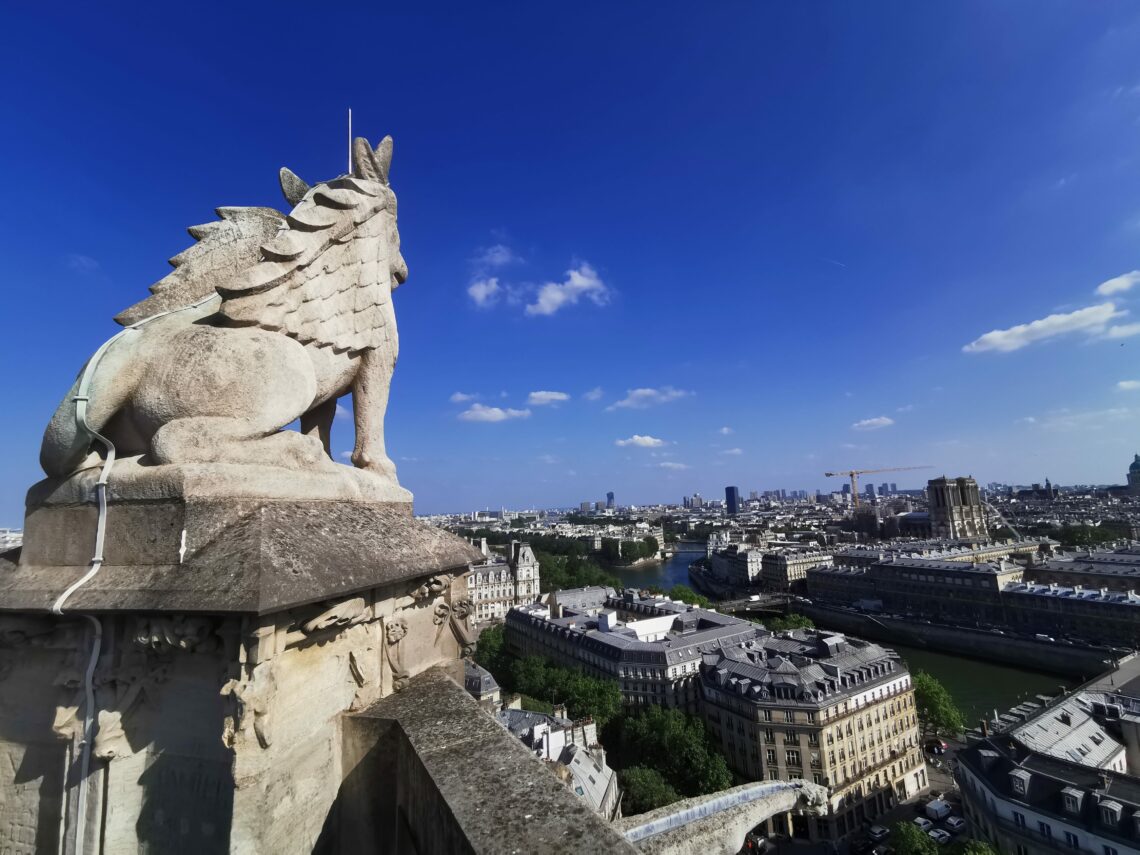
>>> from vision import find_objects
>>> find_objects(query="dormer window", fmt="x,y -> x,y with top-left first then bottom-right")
1100,800 -> 1122,827
1009,769 -> 1031,796
1061,787 -> 1084,814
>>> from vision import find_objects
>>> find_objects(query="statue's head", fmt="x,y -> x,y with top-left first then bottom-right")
277,136 -> 408,291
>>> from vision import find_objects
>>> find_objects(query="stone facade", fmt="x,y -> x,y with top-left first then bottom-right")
464,539 -> 541,623
700,631 -> 927,842
928,476 -> 989,540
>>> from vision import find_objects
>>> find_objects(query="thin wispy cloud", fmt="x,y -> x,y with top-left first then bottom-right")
657,461 -> 689,470
963,303 -> 1125,353
852,416 -> 894,431
467,277 -> 501,308
525,263 -> 610,316
527,390 -> 570,406
474,244 -> 521,268
896,404 -> 915,413
583,387 -> 604,401
537,454 -> 559,464
67,253 -> 100,273
458,403 -> 531,422
607,386 -> 691,411
335,402 -> 351,420
720,447 -> 743,456
1095,271 -> 1140,296
450,391 -> 477,403
1038,407 -> 1137,432
616,434 -> 667,448
718,426 -> 733,435
1104,322 -> 1140,340
1117,380 -> 1140,391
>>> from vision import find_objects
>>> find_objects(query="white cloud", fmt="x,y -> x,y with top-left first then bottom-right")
1016,416 -> 1037,424
1104,322 -> 1140,340
1118,380 -> 1140,391
334,402 -> 351,420
840,442 -> 867,450
896,404 -> 915,413
583,387 -> 604,401
607,386 -> 691,411
525,263 -> 610,316
852,416 -> 894,431
338,450 -> 353,460
475,244 -> 520,268
616,435 -> 667,448
527,390 -> 570,406
658,461 -> 690,470
718,426 -> 733,435
467,277 -> 501,308
458,403 -> 531,422
1095,270 -> 1140,296
963,303 -> 1125,353
721,448 -> 743,456
537,454 -> 559,464
449,392 -> 476,403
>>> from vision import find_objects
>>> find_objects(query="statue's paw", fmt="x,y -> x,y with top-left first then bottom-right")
352,450 -> 397,481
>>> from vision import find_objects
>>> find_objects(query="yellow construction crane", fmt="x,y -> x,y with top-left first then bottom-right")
823,466 -> 933,507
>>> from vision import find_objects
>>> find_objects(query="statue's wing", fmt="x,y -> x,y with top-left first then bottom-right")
114,206 -> 285,326
218,180 -> 392,354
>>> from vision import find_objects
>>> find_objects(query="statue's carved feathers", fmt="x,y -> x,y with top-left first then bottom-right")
114,207 -> 285,326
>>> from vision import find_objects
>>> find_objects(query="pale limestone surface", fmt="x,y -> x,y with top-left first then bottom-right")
0,572 -> 477,853
37,137 -> 410,504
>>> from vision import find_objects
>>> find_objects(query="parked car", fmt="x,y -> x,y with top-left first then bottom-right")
925,798 -> 952,821
913,817 -> 934,832
924,738 -> 948,755
868,825 -> 890,842
944,816 -> 966,833
927,829 -> 952,845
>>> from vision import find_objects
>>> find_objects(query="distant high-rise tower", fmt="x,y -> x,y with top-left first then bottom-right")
865,483 -> 876,499
890,482 -> 897,493
725,486 -> 741,516
579,501 -> 591,514
606,491 -> 615,509
1129,455 -> 1140,495
928,476 -> 988,539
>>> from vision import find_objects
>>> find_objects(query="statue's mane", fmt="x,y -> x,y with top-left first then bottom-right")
114,137 -> 399,354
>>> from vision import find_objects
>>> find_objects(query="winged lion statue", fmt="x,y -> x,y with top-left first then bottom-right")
39,137 -> 410,500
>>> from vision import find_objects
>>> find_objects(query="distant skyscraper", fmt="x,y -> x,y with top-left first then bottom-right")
579,501 -> 591,514
841,484 -> 851,495
749,490 -> 759,501
725,486 -> 741,516
890,482 -> 897,493
594,501 -> 604,512
606,491 -> 615,509
865,484 -> 876,499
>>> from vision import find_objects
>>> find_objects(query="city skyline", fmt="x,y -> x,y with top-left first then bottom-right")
3,4 -> 1140,522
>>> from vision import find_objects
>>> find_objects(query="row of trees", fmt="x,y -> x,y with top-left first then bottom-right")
474,625 -> 623,726
602,706 -> 733,814
474,625 -> 731,815
598,536 -> 659,565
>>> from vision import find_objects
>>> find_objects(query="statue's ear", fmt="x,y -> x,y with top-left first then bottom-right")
279,167 -> 310,207
353,137 -> 381,183
373,136 -> 393,185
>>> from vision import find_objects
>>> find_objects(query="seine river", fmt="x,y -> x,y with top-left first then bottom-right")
611,546 -> 1075,722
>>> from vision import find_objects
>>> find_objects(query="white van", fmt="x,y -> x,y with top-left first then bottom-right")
925,798 -> 952,821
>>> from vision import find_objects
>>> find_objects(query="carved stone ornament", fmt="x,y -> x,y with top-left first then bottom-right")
301,597 -> 370,634
133,614 -> 218,652
222,661 -> 276,749
412,575 -> 450,603
384,616 -> 410,692
37,136 -> 411,502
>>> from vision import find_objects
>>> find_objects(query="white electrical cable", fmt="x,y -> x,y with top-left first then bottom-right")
50,293 -> 217,855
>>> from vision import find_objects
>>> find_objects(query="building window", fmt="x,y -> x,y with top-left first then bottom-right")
784,710 -> 795,722
1037,821 -> 1051,840
1013,812 -> 1026,828
766,749 -> 777,765
1103,847 -> 1118,855
1064,832 -> 1079,849
786,750 -> 801,766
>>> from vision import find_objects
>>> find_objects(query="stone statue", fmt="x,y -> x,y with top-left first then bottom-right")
38,137 -> 410,501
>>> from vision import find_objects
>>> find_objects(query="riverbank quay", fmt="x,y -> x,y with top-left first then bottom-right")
797,603 -> 1123,680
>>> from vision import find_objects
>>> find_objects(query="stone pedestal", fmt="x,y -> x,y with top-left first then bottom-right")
0,488 -> 482,854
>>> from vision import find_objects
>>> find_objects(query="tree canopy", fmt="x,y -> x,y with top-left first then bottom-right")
667,584 -> 709,608
912,671 -> 965,738
618,766 -> 680,815
890,821 -> 937,855
603,705 -> 732,800
765,613 -> 815,632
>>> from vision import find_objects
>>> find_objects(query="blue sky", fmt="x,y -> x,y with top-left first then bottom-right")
3,2 -> 1140,522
